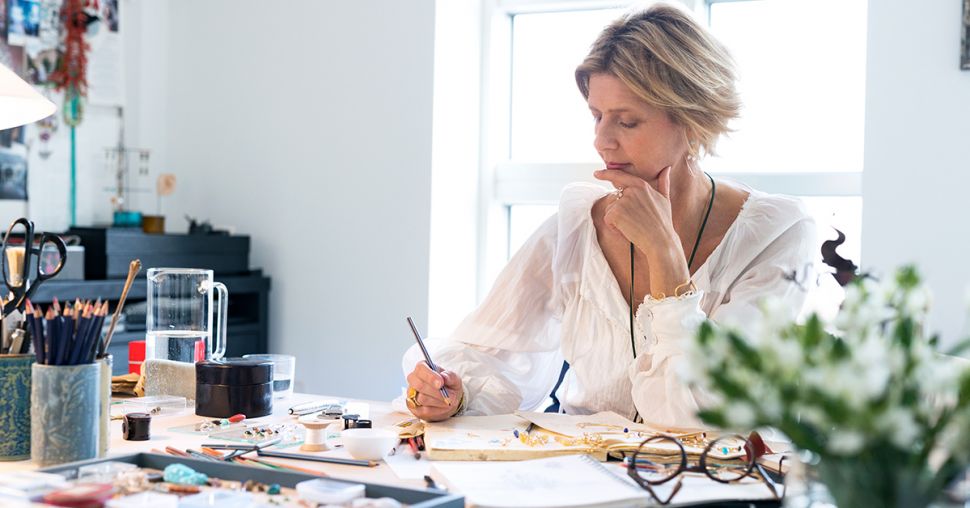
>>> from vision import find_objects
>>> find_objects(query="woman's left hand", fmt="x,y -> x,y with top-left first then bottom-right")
594,166 -> 679,256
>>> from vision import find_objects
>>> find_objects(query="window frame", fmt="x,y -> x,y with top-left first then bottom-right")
479,0 -> 863,296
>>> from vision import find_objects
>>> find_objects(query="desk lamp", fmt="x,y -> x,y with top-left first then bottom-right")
0,61 -> 56,130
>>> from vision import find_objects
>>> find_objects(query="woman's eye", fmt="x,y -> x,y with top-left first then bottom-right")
619,121 -> 638,129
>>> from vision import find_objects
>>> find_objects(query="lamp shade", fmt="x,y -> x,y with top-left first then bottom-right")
0,61 -> 56,130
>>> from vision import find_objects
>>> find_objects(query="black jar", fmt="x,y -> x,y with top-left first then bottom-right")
195,358 -> 273,418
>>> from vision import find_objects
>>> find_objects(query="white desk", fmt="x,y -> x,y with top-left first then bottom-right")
0,393 -> 423,491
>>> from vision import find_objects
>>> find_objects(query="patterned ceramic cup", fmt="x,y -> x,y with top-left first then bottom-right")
0,354 -> 33,460
31,362 -> 100,467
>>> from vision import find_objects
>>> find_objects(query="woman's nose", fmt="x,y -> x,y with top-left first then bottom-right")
594,122 -> 618,153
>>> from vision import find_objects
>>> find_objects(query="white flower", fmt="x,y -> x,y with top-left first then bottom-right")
880,407 -> 921,450
724,401 -> 756,429
827,430 -> 865,455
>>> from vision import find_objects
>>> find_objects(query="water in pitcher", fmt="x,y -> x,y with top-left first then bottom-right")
146,331 -> 208,363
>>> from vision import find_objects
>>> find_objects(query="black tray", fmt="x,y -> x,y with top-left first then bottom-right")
41,453 -> 463,507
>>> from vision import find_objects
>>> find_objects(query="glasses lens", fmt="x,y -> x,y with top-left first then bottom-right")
703,436 -> 754,482
631,436 -> 684,484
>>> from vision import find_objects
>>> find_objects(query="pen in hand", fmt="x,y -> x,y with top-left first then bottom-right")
406,316 -> 452,405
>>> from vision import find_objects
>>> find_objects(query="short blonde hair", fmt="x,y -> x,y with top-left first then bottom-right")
575,3 -> 740,158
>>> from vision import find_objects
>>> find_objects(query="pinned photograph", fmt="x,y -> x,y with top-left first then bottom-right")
7,0 -> 40,47
0,149 -> 27,200
963,0 -> 970,69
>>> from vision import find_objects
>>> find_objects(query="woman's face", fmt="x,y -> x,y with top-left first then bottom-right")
587,73 -> 688,182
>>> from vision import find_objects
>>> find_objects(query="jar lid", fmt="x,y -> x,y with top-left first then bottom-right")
196,358 -> 273,385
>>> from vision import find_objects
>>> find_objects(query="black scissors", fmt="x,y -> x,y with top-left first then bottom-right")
1,217 -> 67,315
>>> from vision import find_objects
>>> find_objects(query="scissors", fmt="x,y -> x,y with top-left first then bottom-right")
1,217 -> 67,316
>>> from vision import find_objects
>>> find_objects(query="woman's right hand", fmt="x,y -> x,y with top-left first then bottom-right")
405,361 -> 464,422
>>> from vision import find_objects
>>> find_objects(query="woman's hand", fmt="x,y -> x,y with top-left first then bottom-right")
594,166 -> 691,297
405,361 -> 464,422
594,166 -> 678,254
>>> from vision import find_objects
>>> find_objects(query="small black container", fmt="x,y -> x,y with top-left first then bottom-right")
196,358 -> 274,418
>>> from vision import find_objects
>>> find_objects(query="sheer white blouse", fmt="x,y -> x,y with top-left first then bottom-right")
402,182 -> 817,428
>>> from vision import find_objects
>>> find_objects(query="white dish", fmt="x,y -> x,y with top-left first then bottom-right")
341,428 -> 399,460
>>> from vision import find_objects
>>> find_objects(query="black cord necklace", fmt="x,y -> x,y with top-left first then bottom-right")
629,171 -> 715,421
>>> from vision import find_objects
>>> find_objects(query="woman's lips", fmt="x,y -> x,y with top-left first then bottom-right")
606,162 -> 630,170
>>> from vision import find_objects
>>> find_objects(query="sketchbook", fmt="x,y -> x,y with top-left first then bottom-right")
429,454 -> 649,508
423,414 -> 607,461
430,454 -> 777,508
424,411 -> 745,461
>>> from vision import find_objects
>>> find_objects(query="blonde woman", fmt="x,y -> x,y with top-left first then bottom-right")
401,4 -> 815,428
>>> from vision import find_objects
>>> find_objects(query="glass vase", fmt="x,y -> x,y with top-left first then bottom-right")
784,452 -> 946,508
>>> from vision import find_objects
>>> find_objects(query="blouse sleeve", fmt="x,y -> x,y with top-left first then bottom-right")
399,214 -> 565,416
628,215 -> 817,428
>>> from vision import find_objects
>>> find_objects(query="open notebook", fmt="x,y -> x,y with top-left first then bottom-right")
430,454 -> 778,508
430,455 -> 649,508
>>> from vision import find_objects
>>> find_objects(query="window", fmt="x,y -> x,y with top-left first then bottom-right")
485,0 -> 867,288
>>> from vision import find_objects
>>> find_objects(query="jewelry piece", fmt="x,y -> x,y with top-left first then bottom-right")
407,386 -> 421,407
674,280 -> 696,298
615,186 -> 624,199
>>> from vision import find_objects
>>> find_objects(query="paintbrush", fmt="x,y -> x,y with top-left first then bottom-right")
100,259 -> 141,357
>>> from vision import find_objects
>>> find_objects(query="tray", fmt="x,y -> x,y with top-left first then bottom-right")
41,452 -> 463,507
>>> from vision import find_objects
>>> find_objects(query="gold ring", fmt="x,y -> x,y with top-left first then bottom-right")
407,386 -> 421,407
615,187 -> 624,199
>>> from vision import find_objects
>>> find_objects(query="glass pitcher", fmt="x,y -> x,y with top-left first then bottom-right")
146,268 -> 228,362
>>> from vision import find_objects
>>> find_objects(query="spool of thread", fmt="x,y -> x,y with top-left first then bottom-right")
298,414 -> 331,452
122,412 -> 151,441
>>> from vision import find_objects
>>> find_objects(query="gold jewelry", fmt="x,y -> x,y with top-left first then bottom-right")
615,186 -> 624,199
674,280 -> 696,297
450,391 -> 466,417
406,386 -> 421,407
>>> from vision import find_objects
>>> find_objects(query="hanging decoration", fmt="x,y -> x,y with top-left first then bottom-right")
49,0 -> 92,128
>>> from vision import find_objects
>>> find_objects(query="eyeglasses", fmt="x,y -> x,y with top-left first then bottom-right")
625,432 -> 786,505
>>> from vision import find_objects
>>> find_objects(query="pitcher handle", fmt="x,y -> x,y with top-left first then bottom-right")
213,282 -> 229,360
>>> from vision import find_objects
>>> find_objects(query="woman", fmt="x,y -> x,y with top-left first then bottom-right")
401,4 -> 815,428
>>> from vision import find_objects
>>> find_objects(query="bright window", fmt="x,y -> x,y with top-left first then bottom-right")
488,0 -> 867,289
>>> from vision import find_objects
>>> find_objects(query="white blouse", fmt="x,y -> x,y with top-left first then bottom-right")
402,182 -> 817,428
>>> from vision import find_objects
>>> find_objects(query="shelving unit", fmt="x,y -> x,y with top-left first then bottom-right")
28,271 -> 271,375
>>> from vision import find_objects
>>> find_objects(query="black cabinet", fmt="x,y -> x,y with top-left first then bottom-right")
28,272 -> 271,375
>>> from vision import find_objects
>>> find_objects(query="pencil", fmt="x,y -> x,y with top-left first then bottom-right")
257,449 -> 378,468
407,437 -> 421,460
406,316 -> 451,405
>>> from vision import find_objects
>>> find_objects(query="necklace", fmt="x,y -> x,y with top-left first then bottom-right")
629,171 -> 715,422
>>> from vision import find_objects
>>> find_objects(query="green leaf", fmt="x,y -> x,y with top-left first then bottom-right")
697,409 -> 727,428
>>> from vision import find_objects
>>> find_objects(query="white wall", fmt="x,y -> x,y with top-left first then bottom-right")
427,0 -> 481,338
128,0 -> 436,400
863,0 -> 970,342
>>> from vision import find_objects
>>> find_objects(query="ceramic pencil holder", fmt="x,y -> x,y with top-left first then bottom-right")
0,354 -> 33,460
98,354 -> 113,457
31,362 -> 100,466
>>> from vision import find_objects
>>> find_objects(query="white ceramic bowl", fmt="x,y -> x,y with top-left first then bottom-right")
341,428 -> 399,460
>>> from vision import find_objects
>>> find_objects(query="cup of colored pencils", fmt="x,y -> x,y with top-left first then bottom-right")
26,298 -> 109,366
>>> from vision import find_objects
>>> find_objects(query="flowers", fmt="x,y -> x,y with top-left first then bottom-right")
684,266 -> 970,507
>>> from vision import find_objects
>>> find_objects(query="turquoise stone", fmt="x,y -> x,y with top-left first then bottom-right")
163,463 -> 209,485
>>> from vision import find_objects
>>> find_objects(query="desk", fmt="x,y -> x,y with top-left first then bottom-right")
0,393 -> 421,491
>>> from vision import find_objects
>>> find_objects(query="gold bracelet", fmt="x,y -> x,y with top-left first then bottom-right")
450,391 -> 467,417
674,280 -> 696,297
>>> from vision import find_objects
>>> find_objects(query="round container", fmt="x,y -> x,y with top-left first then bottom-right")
195,358 -> 273,418
0,354 -> 33,461
242,354 -> 295,399
122,412 -> 151,441
341,428 -> 398,460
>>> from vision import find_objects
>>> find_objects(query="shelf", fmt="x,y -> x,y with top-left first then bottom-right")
106,322 -> 263,345
31,272 -> 271,303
